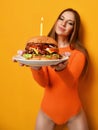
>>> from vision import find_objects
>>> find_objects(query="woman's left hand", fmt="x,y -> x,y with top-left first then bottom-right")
51,60 -> 68,71
51,51 -> 70,71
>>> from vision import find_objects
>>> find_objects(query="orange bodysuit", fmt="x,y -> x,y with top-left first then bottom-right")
31,46 -> 86,125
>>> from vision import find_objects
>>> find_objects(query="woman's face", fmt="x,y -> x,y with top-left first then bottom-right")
55,11 -> 75,37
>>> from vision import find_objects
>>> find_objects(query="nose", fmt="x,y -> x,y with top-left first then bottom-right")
61,20 -> 66,27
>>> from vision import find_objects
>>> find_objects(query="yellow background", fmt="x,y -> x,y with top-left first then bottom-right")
0,0 -> 98,130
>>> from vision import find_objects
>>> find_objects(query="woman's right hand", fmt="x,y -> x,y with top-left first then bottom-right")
12,58 -> 25,66
30,66 -> 42,70
13,58 -> 42,69
13,50 -> 42,69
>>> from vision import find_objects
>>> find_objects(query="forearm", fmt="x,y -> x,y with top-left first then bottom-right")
55,51 -> 86,87
30,66 -> 49,87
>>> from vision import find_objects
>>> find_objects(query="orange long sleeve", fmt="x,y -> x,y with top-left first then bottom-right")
55,49 -> 86,88
31,66 -> 50,87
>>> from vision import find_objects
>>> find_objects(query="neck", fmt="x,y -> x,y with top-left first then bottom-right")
57,36 -> 70,48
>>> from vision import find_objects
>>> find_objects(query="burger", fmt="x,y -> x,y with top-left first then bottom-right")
22,36 -> 62,60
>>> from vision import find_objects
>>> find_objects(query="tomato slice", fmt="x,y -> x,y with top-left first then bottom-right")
50,48 -> 58,52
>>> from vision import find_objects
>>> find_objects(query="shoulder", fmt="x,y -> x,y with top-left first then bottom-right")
73,49 -> 85,56
70,49 -> 86,61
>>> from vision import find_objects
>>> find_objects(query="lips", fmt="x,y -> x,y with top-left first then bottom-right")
59,25 -> 65,31
55,25 -> 66,35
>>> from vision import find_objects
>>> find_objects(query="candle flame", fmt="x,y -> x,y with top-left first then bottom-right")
41,17 -> 44,22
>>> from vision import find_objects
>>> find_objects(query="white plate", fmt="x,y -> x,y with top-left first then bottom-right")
13,55 -> 69,66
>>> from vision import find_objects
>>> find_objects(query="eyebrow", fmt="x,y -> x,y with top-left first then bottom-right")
67,20 -> 75,23
60,15 -> 75,22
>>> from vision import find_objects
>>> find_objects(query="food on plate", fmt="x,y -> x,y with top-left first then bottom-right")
22,36 -> 62,60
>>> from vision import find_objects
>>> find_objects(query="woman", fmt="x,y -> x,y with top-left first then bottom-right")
15,8 -> 89,130
30,8 -> 89,130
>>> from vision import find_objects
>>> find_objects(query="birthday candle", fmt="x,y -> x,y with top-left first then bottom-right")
40,17 -> 44,36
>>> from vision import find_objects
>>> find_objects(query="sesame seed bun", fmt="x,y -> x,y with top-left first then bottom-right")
27,36 -> 58,46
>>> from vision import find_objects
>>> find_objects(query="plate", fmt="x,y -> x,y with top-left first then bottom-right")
12,55 -> 69,66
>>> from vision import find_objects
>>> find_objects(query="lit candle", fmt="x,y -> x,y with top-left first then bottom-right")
40,17 -> 44,36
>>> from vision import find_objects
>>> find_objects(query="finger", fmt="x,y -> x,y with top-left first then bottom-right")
62,52 -> 71,57
17,50 -> 24,55
51,65 -> 56,68
31,66 -> 42,70
20,63 -> 25,66
63,60 -> 68,65
12,58 -> 17,62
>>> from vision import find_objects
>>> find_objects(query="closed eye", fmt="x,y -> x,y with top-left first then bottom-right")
68,22 -> 74,25
58,16 -> 64,21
